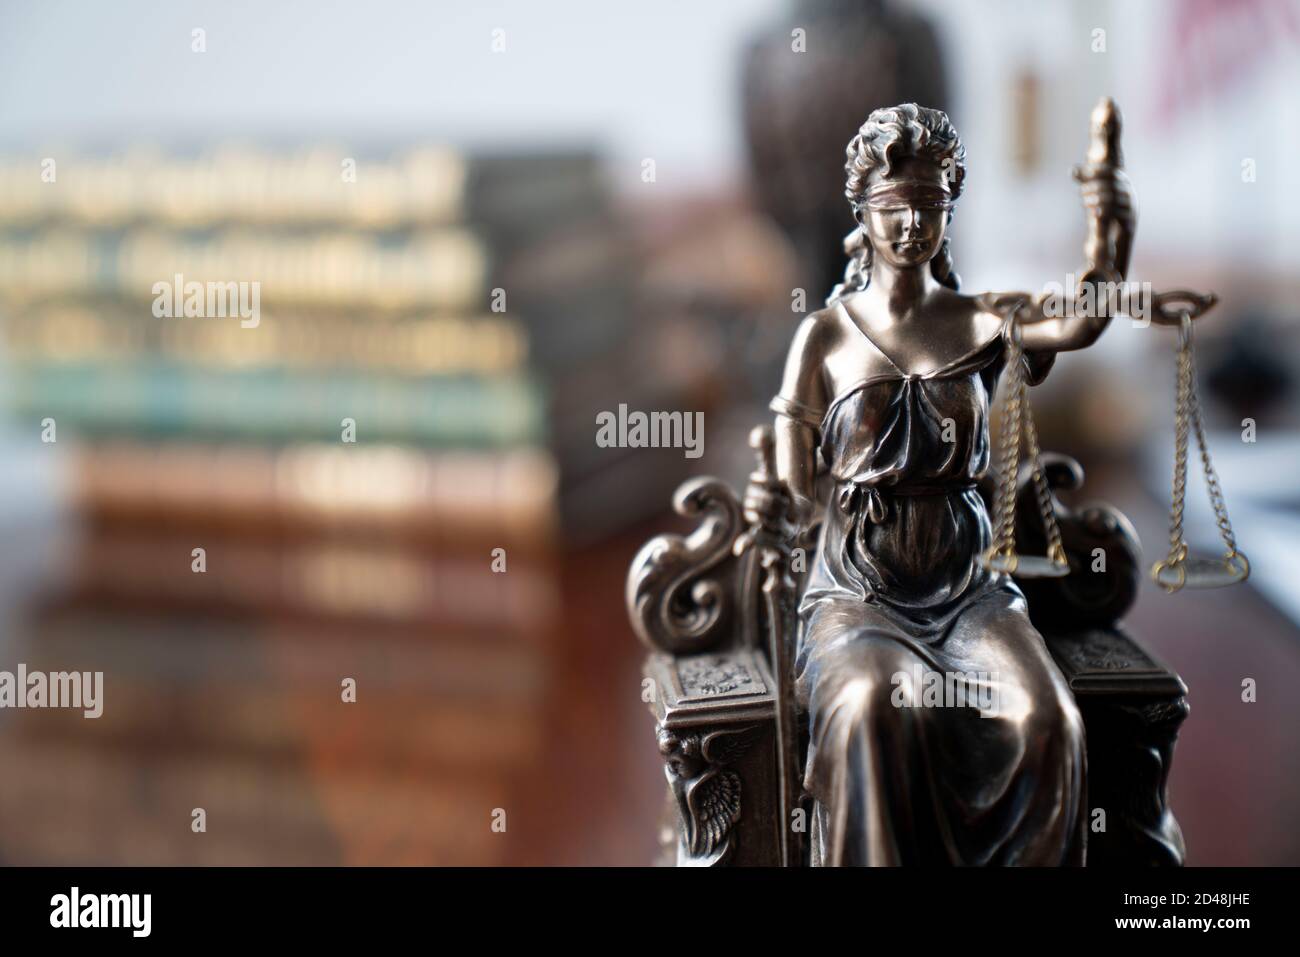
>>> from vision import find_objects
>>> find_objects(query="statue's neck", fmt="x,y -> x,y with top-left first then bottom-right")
868,261 -> 935,315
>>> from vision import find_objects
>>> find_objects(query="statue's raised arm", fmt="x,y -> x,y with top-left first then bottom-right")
991,97 -> 1137,355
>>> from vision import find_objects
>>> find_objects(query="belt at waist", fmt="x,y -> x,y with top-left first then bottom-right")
836,480 -> 979,524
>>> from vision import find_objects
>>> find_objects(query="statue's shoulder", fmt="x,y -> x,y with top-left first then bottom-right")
788,301 -> 846,357
913,287 -> 1007,367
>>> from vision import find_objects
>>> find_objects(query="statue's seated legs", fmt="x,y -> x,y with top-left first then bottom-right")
799,592 -> 1086,865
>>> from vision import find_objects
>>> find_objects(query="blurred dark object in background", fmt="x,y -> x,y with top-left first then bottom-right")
1204,313 -> 1293,426
741,0 -> 949,300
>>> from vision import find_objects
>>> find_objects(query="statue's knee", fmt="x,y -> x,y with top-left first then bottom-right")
830,676 -> 881,726
820,642 -> 915,727
1026,680 -> 1085,756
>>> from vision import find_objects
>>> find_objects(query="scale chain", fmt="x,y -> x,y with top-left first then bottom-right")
982,309 -> 1068,574
1153,311 -> 1247,591
1022,394 -> 1067,566
1162,318 -> 1192,570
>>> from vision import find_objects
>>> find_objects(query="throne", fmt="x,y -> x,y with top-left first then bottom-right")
627,429 -> 1188,867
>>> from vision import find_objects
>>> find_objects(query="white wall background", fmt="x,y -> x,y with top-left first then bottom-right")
912,0 -> 1300,287
3,0 -> 1296,279
0,0 -> 781,188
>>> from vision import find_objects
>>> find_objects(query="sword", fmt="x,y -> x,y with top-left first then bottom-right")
1073,95 -> 1128,283
735,424 -> 804,867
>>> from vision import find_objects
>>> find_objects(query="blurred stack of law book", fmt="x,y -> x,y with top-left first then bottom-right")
0,144 -> 664,863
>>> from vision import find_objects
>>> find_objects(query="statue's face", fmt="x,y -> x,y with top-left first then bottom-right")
857,157 -> 952,271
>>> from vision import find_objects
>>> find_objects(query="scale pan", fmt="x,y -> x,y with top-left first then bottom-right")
977,552 -> 1071,578
1009,555 -> 1072,579
1153,553 -> 1249,592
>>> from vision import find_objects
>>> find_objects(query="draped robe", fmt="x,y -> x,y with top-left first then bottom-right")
772,306 -> 1086,866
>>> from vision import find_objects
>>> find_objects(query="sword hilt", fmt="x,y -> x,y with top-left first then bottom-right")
735,424 -> 790,557
1073,97 -> 1124,277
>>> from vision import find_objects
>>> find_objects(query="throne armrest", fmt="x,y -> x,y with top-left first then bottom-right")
627,472 -> 790,865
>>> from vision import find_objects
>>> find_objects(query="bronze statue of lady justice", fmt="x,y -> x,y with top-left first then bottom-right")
629,98 -> 1246,867
737,100 -> 1245,865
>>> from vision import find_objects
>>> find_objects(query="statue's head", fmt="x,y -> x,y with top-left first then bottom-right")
841,104 -> 965,286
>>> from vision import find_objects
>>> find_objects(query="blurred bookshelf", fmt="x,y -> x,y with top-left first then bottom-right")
0,144 -> 672,864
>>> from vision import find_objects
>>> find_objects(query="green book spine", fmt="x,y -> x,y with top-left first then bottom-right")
3,361 -> 546,448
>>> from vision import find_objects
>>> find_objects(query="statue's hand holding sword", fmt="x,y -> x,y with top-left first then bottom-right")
1073,96 -> 1135,284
